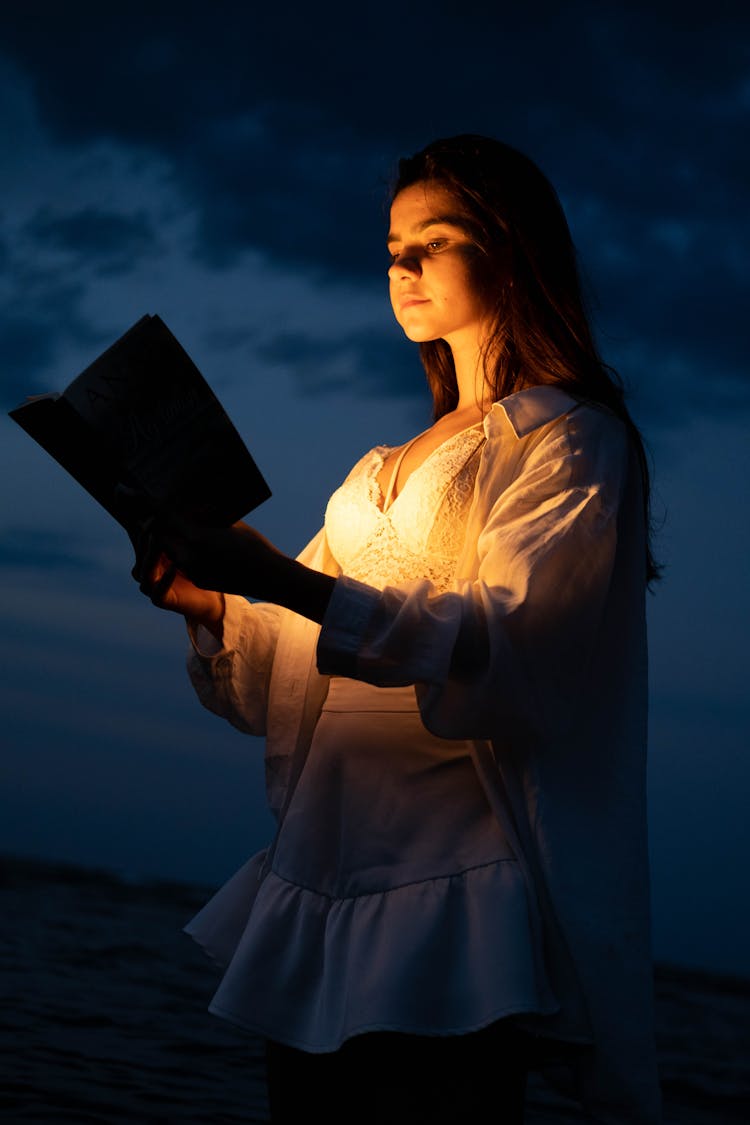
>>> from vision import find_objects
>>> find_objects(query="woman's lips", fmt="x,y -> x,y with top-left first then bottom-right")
399,296 -> 428,311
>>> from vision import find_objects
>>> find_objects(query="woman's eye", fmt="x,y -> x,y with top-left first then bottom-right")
387,239 -> 447,265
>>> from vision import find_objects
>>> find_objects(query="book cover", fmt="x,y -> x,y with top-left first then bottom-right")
9,315 -> 271,533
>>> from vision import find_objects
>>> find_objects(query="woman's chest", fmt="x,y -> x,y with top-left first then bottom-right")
325,428 -> 485,589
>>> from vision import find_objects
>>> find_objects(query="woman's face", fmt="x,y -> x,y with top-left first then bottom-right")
387,181 -> 495,350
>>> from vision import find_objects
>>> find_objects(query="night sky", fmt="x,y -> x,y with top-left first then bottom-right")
1,2 -> 748,978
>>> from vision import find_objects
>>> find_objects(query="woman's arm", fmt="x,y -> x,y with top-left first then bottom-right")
133,521 -> 293,735
135,520 -> 337,737
135,517 -> 335,626
141,407 -> 640,741
317,407 -> 643,740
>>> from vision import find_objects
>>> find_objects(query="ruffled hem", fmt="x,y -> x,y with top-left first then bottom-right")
185,852 -> 559,1052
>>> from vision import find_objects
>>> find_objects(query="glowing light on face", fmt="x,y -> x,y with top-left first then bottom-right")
387,182 -> 492,351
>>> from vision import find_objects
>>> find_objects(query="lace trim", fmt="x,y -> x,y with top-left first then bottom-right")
325,429 -> 485,592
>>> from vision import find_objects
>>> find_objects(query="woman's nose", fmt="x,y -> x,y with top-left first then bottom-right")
388,252 -> 422,280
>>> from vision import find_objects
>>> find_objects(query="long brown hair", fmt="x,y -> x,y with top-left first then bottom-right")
392,135 -> 660,585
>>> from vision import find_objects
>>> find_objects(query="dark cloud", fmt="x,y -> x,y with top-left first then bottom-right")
186,112 -> 392,276
0,201 -> 140,406
258,326 -> 427,400
578,211 -> 750,401
0,282 -> 100,406
5,2 -> 747,272
1,1 -> 747,415
25,206 -> 156,274
0,252 -> 108,405
1,314 -> 61,402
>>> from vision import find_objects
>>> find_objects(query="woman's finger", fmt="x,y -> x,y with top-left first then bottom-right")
132,521 -> 160,584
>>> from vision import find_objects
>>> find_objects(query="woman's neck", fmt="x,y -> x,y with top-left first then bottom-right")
451,335 -> 495,415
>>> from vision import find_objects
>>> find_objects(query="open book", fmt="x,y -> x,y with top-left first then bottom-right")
9,314 -> 271,534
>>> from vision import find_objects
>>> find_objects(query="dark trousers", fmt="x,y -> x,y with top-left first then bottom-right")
266,1020 -> 529,1124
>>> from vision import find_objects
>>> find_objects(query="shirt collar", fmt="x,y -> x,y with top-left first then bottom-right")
486,385 -> 579,439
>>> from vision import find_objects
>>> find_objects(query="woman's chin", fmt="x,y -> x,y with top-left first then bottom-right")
399,324 -> 442,344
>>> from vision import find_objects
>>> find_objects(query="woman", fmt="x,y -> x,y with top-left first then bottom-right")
136,136 -> 662,1123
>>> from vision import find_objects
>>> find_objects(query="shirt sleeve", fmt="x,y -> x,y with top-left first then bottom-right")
317,407 -> 640,741
185,526 -> 339,738
187,593 -> 283,736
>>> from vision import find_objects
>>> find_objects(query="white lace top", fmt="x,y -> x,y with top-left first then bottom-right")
324,424 -> 486,591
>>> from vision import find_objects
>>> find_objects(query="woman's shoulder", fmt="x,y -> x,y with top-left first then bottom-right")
478,390 -> 633,505
337,444 -> 390,485
487,386 -> 628,455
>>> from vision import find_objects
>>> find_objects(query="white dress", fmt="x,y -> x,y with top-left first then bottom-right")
186,425 -> 558,1051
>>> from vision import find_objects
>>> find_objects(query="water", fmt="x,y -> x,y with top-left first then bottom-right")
1,855 -> 747,1122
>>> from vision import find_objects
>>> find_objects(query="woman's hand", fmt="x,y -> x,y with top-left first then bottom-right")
132,515 -> 335,626
133,544 -> 225,629
131,519 -> 228,636
139,517 -> 281,594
